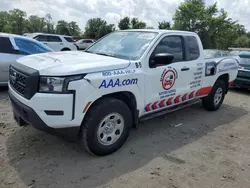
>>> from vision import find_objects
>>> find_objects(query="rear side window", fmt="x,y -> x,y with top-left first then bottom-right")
0,37 -> 16,54
64,37 -> 74,42
187,36 -> 200,60
153,36 -> 184,63
85,40 -> 94,43
14,37 -> 52,55
47,36 -> 62,42
34,35 -> 47,42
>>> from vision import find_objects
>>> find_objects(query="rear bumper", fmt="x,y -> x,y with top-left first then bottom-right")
8,88 -> 80,138
233,77 -> 250,88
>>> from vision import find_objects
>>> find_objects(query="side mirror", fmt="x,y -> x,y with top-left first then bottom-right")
150,53 -> 174,68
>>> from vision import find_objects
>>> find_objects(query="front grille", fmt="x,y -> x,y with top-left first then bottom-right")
9,67 -> 28,96
9,64 -> 39,100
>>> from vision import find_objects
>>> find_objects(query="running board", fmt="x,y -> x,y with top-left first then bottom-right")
140,99 -> 201,121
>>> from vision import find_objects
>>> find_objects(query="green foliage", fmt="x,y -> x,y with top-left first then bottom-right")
118,17 -> 147,30
0,6 -> 249,44
84,18 -> 115,39
158,21 -> 171,29
233,35 -> 250,48
118,17 -> 130,30
0,9 -> 81,36
173,0 -> 248,49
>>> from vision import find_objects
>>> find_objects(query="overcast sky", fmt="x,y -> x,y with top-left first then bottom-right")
1,0 -> 250,31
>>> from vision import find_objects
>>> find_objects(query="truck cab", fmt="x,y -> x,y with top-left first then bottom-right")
9,30 -> 239,156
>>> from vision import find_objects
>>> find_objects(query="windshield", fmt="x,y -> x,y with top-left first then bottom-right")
14,37 -> 52,55
86,31 -> 158,60
204,50 -> 221,59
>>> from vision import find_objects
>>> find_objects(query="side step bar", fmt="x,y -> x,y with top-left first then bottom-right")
139,99 -> 201,121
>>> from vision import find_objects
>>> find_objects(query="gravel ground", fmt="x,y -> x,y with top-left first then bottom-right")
0,87 -> 250,188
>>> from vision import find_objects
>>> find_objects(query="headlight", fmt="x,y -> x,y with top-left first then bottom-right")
238,66 -> 244,70
39,75 -> 85,93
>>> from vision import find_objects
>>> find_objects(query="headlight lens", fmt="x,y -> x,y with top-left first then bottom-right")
39,77 -> 65,92
39,75 -> 85,93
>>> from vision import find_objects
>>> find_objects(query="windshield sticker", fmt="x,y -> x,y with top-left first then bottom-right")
160,68 -> 177,90
137,33 -> 155,40
102,69 -> 136,77
99,78 -> 138,89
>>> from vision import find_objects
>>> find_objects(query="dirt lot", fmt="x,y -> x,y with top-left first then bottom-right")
0,87 -> 250,188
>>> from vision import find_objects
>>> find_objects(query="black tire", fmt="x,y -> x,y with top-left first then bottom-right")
202,79 -> 226,111
80,98 -> 132,156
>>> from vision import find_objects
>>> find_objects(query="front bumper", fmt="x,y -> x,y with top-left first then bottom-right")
233,77 -> 250,89
8,86 -> 80,137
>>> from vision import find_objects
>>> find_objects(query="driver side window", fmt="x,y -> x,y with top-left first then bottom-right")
150,36 -> 184,68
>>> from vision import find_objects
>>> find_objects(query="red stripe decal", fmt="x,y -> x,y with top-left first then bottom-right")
145,103 -> 151,112
182,93 -> 188,101
167,97 -> 173,105
197,86 -> 213,96
152,101 -> 158,110
159,99 -> 166,108
189,91 -> 195,99
174,95 -> 181,103
229,81 -> 234,86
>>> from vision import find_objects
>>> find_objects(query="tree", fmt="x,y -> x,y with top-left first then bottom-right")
118,17 -> 147,30
0,11 -> 10,32
131,18 -> 146,29
233,35 -> 250,48
84,18 -> 115,39
118,17 -> 130,30
9,9 -> 27,34
158,21 -> 171,29
44,14 -> 54,33
68,21 -> 81,36
26,15 -> 46,32
56,20 -> 70,35
173,0 -> 246,49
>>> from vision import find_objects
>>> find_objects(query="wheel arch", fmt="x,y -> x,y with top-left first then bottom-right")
61,48 -> 71,51
81,91 -> 139,131
216,73 -> 229,93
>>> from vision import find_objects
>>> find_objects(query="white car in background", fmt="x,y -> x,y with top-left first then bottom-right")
0,33 -> 53,86
74,39 -> 95,50
25,33 -> 77,51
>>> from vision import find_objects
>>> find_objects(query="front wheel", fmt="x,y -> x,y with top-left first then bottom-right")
202,80 -> 226,111
80,98 -> 132,156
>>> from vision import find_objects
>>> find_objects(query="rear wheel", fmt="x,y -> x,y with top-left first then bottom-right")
202,80 -> 226,111
80,98 -> 132,156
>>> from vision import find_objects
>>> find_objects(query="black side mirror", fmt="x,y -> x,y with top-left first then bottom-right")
150,53 -> 174,68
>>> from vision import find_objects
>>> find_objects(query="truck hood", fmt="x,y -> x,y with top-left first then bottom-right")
16,51 -> 130,76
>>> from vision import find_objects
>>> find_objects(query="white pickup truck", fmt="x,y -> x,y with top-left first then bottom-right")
9,29 -> 239,156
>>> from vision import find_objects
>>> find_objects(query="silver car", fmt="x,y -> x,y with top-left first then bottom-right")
0,33 -> 53,86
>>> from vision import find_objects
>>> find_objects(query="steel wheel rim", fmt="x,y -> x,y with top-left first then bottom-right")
214,87 -> 223,106
97,113 -> 124,146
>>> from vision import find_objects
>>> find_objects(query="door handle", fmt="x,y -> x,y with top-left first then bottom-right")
43,42 -> 48,44
60,43 -> 63,45
181,67 -> 190,71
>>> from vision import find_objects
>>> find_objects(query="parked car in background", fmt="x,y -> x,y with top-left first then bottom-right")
74,39 -> 95,50
232,51 -> 250,89
204,49 -> 229,59
0,33 -> 53,86
25,33 -> 77,51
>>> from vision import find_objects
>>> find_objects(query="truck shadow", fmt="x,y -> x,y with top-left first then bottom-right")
6,103 -> 248,188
